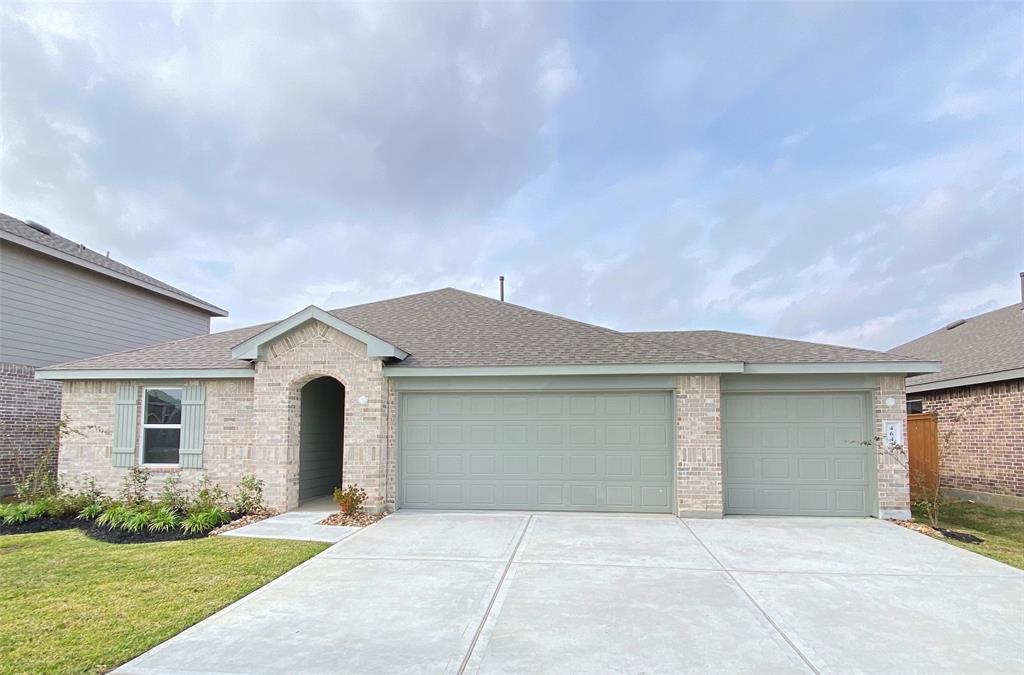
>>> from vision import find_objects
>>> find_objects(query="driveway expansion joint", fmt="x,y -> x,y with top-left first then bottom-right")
679,519 -> 822,675
457,514 -> 533,675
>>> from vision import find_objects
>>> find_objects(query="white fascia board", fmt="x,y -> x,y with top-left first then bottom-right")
230,305 -> 408,361
906,367 -> 1024,394
742,361 -> 941,375
0,231 -> 228,317
35,368 -> 255,381
383,362 -> 744,377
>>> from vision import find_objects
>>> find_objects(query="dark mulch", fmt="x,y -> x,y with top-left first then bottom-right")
0,517 -> 80,536
81,523 -> 207,545
936,527 -> 985,544
1,514 -> 245,544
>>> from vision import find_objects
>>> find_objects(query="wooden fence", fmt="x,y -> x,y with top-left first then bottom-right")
907,413 -> 939,498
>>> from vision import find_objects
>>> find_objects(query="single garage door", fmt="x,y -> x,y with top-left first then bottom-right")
398,391 -> 673,512
722,392 -> 873,516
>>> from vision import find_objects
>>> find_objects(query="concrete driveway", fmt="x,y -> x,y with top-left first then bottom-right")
119,513 -> 1023,674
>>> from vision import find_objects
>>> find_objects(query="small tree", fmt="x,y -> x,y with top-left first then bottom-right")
867,398 -> 978,527
13,415 -> 84,501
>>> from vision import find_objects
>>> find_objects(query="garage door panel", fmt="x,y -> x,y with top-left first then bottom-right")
399,392 -> 673,513
724,392 -> 872,517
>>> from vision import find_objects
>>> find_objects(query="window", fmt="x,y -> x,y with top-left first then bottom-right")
906,399 -> 924,414
141,388 -> 182,464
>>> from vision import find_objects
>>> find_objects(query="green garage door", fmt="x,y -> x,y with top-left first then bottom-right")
722,392 -> 873,516
398,391 -> 673,512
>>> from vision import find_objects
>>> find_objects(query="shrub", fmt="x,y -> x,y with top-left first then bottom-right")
186,477 -> 229,514
77,503 -> 104,520
181,507 -> 230,535
233,473 -> 266,515
332,484 -> 367,515
149,506 -> 180,532
13,446 -> 60,501
158,474 -> 187,511
35,496 -> 77,519
118,467 -> 151,504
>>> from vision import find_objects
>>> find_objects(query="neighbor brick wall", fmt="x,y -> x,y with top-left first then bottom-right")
0,363 -> 62,495
875,375 -> 911,519
919,379 -> 1023,499
675,375 -> 723,517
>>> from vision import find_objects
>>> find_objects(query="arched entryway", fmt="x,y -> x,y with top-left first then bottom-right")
298,376 -> 345,504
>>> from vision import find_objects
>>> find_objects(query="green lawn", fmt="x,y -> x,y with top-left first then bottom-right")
914,500 -> 1024,570
0,529 -> 327,674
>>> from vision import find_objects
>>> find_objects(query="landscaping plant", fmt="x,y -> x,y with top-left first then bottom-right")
332,484 -> 367,515
118,466 -> 152,504
233,473 -> 266,514
149,506 -> 180,532
181,507 -> 231,535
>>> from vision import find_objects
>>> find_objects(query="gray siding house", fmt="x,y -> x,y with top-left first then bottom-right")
0,212 -> 227,495
39,288 -> 938,520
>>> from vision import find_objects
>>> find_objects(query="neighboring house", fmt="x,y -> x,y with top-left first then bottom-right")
37,287 -> 938,519
890,278 -> 1024,510
0,213 -> 227,495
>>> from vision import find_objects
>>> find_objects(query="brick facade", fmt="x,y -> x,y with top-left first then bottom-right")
52,324 -> 911,518
917,379 -> 1023,501
253,320 -> 391,510
674,375 -> 722,517
0,363 -> 62,496
875,375 -> 911,519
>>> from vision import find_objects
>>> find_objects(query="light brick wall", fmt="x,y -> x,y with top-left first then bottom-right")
919,379 -> 1023,499
0,363 -> 62,495
875,375 -> 911,519
254,320 -> 390,510
59,379 -> 260,499
675,375 -> 723,517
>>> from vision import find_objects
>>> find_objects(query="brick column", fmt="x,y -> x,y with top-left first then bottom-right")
875,375 -> 911,519
675,375 -> 723,517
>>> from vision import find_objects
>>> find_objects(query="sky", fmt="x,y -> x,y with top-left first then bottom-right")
1,1 -> 1021,350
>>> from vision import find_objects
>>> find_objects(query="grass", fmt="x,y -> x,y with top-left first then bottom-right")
0,529 -> 328,674
913,500 -> 1024,570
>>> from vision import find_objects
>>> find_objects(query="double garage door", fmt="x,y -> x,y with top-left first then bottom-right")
722,392 -> 873,516
398,391 -> 673,513
397,389 -> 874,516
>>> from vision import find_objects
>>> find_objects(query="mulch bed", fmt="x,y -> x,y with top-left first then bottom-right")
2,512 -> 259,544
889,519 -> 985,544
320,511 -> 387,527
0,516 -> 80,536
81,523 -> 207,544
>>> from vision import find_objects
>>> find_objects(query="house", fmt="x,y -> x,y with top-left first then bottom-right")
890,276 -> 1024,510
36,288 -> 938,518
0,213 -> 227,495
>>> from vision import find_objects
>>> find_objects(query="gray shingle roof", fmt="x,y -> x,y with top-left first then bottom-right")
632,330 -> 923,363
889,303 -> 1024,387
0,212 -> 226,316
44,288 -> 926,372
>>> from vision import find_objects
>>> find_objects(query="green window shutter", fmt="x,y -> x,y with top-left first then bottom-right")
112,382 -> 138,467
179,383 -> 206,468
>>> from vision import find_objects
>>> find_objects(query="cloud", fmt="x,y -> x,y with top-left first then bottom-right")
1,1 -> 1020,351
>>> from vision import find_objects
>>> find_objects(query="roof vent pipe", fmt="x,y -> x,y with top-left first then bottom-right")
499,275 -> 505,302
1019,271 -> 1023,307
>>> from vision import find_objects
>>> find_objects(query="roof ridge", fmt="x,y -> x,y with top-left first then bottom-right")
632,329 -> 920,361
443,288 -> 729,362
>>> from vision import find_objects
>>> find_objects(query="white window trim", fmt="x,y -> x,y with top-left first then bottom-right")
139,386 -> 184,467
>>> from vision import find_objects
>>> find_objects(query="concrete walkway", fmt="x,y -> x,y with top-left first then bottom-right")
220,502 -> 358,543
119,513 -> 1024,674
